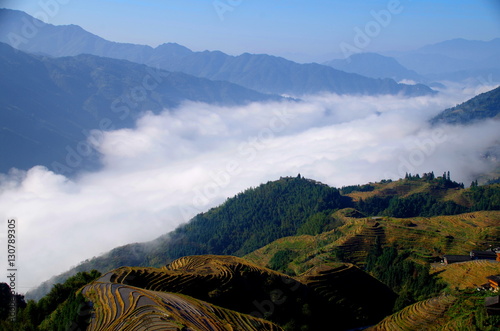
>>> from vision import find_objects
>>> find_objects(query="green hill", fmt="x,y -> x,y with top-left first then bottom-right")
4,173 -> 498,330
26,175 -> 499,302
431,85 -> 500,125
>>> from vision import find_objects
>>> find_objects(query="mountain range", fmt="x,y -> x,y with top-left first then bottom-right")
0,9 -> 434,97
0,42 -> 281,174
323,38 -> 500,84
385,38 -> 500,82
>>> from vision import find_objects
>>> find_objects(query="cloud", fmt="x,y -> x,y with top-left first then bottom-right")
0,86 -> 499,292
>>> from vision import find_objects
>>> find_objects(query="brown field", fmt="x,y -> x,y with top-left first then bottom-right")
433,259 -> 500,290
367,295 -> 457,331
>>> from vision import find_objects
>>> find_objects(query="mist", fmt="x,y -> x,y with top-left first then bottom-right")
0,84 -> 499,292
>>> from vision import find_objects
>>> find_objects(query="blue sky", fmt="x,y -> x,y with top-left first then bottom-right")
2,0 -> 500,61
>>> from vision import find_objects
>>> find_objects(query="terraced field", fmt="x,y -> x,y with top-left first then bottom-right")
335,220 -> 385,266
345,178 -> 480,207
297,264 -> 397,326
433,259 -> 500,289
100,255 -> 300,313
368,295 -> 457,331
82,282 -> 282,330
381,211 -> 500,257
245,210 -> 499,276
80,255 -> 397,330
346,180 -> 431,202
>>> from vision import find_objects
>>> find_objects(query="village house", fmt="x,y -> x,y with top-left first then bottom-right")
442,250 -> 500,265
441,255 -> 471,265
470,250 -> 498,260
486,275 -> 500,292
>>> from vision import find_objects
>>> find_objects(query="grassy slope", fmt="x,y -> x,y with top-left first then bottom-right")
369,291 -> 500,331
246,210 -> 500,273
346,178 -> 478,206
433,260 -> 500,290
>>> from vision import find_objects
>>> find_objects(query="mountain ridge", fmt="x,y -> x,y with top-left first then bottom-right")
0,8 -> 435,97
0,42 -> 281,173
431,85 -> 500,125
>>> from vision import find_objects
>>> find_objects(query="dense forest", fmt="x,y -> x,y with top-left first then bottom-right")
356,172 -> 499,217
0,271 -> 101,330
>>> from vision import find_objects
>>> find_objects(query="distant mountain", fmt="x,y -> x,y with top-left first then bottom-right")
0,42 -> 280,173
431,86 -> 500,125
0,9 -> 435,97
144,46 -> 435,96
424,68 -> 500,84
417,38 -> 500,61
323,52 -> 423,83
387,38 -> 500,77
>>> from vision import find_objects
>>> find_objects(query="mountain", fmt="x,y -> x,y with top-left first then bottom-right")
26,175 -> 500,301
387,38 -> 500,78
2,175 -> 499,330
323,52 -> 423,83
416,38 -> 500,62
6,175 -> 500,330
0,9 -> 435,97
0,42 -> 279,174
431,86 -> 500,125
143,47 -> 435,96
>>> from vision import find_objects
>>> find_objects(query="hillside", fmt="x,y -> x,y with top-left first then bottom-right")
433,260 -> 500,290
82,282 -> 283,331
431,85 -> 500,125
36,255 -> 396,330
0,9 -> 435,97
0,42 -> 278,173
367,295 -> 458,331
368,289 -> 500,331
27,176 -> 500,299
245,210 -> 500,273
1,174 -> 499,330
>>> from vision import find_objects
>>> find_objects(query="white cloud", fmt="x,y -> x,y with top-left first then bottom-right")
0,86 -> 498,292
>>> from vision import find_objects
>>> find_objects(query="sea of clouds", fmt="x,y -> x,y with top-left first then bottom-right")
0,83 -> 499,291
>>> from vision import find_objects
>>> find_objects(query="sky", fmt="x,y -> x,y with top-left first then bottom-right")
0,0 -> 500,292
1,0 -> 500,62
